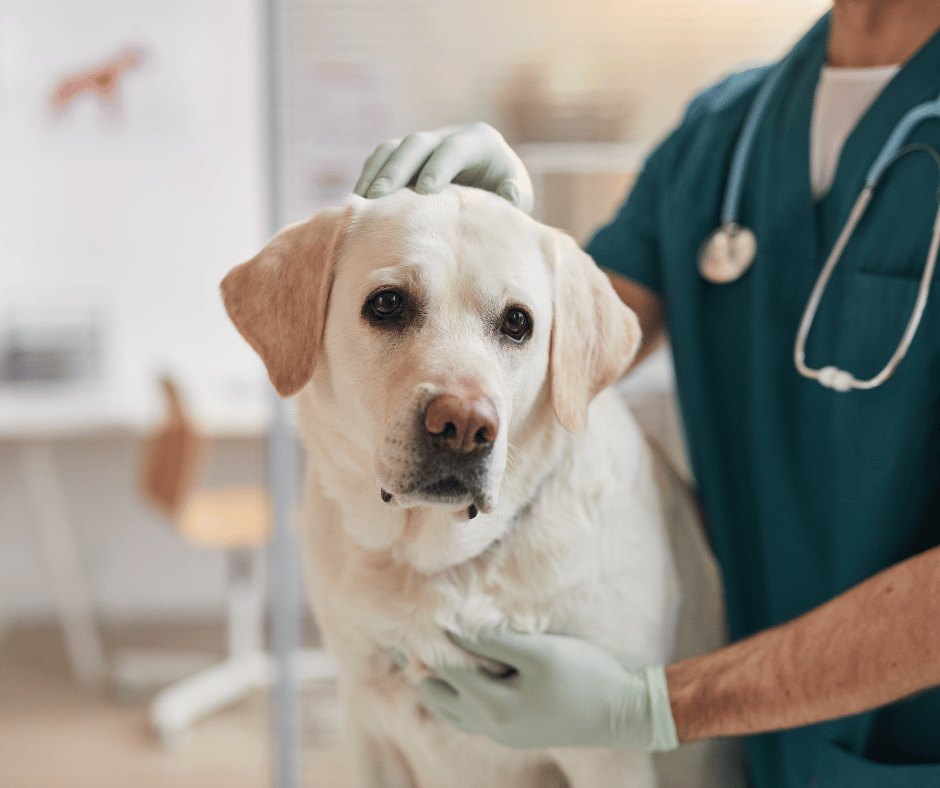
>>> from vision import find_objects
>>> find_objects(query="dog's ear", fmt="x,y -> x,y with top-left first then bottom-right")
546,228 -> 642,432
221,203 -> 356,397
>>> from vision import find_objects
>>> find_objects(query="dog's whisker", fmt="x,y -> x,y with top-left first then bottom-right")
506,442 -> 527,461
505,443 -> 526,474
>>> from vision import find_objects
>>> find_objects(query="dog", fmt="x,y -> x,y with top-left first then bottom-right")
221,185 -> 737,788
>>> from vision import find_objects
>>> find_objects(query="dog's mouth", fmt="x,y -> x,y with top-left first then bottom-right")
421,476 -> 469,499
418,477 -> 480,519
381,476 -> 485,519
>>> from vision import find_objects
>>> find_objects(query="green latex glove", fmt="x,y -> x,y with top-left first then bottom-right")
353,122 -> 534,213
416,629 -> 679,751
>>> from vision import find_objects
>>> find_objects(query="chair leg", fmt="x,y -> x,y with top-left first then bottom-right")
147,546 -> 339,747
227,547 -> 266,657
147,548 -> 266,745
150,651 -> 272,747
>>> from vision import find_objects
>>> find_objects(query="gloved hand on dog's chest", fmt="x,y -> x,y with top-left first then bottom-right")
416,628 -> 679,752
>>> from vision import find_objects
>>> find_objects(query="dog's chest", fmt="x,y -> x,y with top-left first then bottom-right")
310,522 -> 568,672
303,396 -> 681,678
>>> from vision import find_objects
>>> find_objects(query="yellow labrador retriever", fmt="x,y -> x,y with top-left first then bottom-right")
221,186 -> 733,788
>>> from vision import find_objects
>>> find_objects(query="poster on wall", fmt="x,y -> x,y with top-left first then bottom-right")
0,0 -> 211,159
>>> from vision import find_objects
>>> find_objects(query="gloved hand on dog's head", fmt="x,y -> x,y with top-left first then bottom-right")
354,122 -> 534,214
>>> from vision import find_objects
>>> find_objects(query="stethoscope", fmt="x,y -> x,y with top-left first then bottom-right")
698,51 -> 940,392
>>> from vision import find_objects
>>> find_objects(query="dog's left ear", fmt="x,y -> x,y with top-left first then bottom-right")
221,202 -> 356,397
546,228 -> 642,432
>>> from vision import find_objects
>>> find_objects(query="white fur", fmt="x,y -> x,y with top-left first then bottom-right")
232,187 -> 736,788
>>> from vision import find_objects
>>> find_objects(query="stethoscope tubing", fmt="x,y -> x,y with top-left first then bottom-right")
867,97 -> 940,184
720,61 -> 791,226
793,143 -> 940,391
712,19 -> 940,391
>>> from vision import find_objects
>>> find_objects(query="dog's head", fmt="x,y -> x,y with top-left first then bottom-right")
222,187 -> 640,561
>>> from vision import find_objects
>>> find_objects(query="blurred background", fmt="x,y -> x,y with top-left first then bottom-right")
0,0 -> 826,786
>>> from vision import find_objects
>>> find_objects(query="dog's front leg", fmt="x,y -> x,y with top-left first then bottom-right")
551,747 -> 657,788
346,715 -> 418,788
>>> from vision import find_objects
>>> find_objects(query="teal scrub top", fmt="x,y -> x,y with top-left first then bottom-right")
586,13 -> 940,788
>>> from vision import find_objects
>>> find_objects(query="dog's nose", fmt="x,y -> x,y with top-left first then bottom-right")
424,394 -> 499,455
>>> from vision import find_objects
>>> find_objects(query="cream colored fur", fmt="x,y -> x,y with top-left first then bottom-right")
221,186 -> 737,788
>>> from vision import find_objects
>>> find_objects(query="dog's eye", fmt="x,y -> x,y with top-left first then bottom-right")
501,308 -> 531,341
369,290 -> 405,319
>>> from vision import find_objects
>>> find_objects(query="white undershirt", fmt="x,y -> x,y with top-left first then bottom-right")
810,64 -> 900,199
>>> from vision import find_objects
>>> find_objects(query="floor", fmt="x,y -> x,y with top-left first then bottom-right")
0,622 -> 351,788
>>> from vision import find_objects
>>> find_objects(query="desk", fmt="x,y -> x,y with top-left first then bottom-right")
0,376 -> 270,690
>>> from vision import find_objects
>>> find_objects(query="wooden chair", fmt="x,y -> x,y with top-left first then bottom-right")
129,377 -> 272,746
140,377 -> 271,550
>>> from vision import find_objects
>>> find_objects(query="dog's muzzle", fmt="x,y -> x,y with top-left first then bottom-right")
380,391 -> 500,517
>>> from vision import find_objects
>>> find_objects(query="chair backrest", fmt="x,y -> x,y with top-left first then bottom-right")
139,377 -> 208,519
139,377 -> 271,549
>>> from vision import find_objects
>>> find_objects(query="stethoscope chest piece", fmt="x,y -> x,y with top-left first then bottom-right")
698,224 -> 757,283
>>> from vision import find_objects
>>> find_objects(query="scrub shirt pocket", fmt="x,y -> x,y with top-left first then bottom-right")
814,268 -> 940,453
831,270 -> 930,385
810,738 -> 940,787
807,268 -> 940,581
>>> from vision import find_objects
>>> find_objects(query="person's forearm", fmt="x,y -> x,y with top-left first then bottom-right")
665,544 -> 940,742
604,270 -> 665,368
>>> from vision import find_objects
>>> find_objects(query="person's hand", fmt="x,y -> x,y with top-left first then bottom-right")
353,122 -> 534,214
416,629 -> 679,751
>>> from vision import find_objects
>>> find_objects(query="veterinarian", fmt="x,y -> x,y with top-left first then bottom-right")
354,1 -> 940,786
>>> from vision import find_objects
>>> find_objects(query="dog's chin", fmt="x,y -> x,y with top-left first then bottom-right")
393,506 -> 509,573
